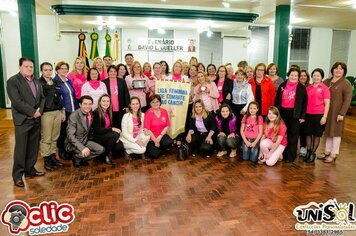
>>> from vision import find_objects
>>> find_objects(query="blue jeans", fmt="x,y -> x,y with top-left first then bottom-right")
242,141 -> 259,163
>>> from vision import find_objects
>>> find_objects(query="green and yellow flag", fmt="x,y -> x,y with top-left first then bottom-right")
90,32 -> 99,59
105,33 -> 112,57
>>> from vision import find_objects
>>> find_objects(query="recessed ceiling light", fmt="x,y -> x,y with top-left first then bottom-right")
222,1 -> 230,8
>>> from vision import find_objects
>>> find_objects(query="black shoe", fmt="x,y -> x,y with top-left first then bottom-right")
124,152 -> 132,161
51,154 -> 64,167
25,169 -> 45,178
44,156 -> 54,171
72,157 -> 82,168
304,150 -> 311,162
14,179 -> 25,187
306,152 -> 316,163
141,154 -> 148,160
81,159 -> 89,166
59,150 -> 70,160
104,156 -> 115,166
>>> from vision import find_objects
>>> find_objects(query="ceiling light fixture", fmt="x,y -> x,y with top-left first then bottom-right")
222,1 -> 230,8
207,30 -> 213,38
157,28 -> 166,34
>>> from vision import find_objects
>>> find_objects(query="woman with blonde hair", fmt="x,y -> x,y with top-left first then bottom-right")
182,61 -> 190,76
189,57 -> 198,67
193,71 -> 219,112
67,56 -> 87,101
167,60 -> 189,82
92,57 -> 108,81
125,61 -> 150,111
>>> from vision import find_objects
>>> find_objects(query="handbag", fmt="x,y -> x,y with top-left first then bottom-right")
177,142 -> 190,161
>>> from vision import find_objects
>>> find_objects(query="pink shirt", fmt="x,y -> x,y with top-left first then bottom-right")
125,75 -> 150,107
281,80 -> 298,108
172,73 -> 182,81
241,115 -> 263,139
144,108 -> 170,138
217,80 -> 224,104
132,117 -> 140,138
306,83 -> 330,114
109,79 -> 119,112
266,122 -> 287,146
99,70 -> 108,81
104,112 -> 111,128
67,71 -> 86,99
195,116 -> 208,133
147,79 -> 155,96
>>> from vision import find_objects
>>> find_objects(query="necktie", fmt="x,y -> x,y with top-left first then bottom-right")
85,115 -> 89,128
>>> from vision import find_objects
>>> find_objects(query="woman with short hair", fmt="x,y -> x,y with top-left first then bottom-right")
321,62 -> 353,163
81,68 -> 108,110
275,67 -> 307,163
53,61 -> 78,160
248,63 -> 276,117
144,94 -> 173,159
267,63 -> 284,91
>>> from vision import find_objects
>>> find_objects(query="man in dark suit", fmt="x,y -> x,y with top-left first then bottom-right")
65,95 -> 105,167
6,58 -> 46,187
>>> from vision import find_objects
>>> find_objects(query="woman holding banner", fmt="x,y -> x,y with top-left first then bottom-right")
193,71 -> 219,113
144,94 -> 174,159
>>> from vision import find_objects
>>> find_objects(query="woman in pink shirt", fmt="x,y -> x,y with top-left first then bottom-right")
193,71 -> 219,113
143,62 -> 152,78
147,62 -> 163,96
125,61 -> 150,112
167,61 -> 189,82
144,94 -> 173,159
258,106 -> 287,166
92,57 -> 108,81
81,68 -> 108,110
275,67 -> 307,163
67,56 -> 87,101
303,68 -> 330,163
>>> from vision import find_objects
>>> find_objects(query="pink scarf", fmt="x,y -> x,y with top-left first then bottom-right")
89,80 -> 100,90
172,73 -> 182,81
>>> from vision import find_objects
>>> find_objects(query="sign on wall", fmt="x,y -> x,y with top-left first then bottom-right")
124,38 -> 197,52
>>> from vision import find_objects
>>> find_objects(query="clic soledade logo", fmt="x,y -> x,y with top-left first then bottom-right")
1,200 -> 75,235
293,199 -> 356,234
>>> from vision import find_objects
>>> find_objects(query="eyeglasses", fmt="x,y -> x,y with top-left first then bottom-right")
59,67 -> 69,70
150,100 -> 160,104
256,69 -> 265,72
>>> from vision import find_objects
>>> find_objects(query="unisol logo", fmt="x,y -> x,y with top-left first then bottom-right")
1,200 -> 75,235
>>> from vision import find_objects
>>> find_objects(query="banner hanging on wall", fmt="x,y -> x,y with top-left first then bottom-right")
90,32 -> 99,59
155,80 -> 191,139
125,38 -> 197,52
77,33 -> 90,72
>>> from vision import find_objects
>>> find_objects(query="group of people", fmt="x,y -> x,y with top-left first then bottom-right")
6,55 -> 353,188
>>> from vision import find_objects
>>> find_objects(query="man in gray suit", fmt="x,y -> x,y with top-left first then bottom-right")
6,58 -> 45,187
65,95 -> 104,167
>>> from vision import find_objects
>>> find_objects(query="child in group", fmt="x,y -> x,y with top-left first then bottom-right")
240,102 -> 263,163
258,106 -> 287,166
215,104 -> 239,159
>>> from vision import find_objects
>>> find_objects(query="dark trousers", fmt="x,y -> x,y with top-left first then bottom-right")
281,108 -> 300,162
190,132 -> 214,155
57,111 -> 72,153
146,134 -> 173,159
231,103 -> 246,137
112,110 -> 125,130
72,141 -> 105,161
94,131 -> 122,156
299,123 -> 307,148
13,119 -> 40,181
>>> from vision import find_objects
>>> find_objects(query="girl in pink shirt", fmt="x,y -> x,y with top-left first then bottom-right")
241,102 -> 264,163
67,57 -> 87,100
303,68 -> 330,163
258,106 -> 287,166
